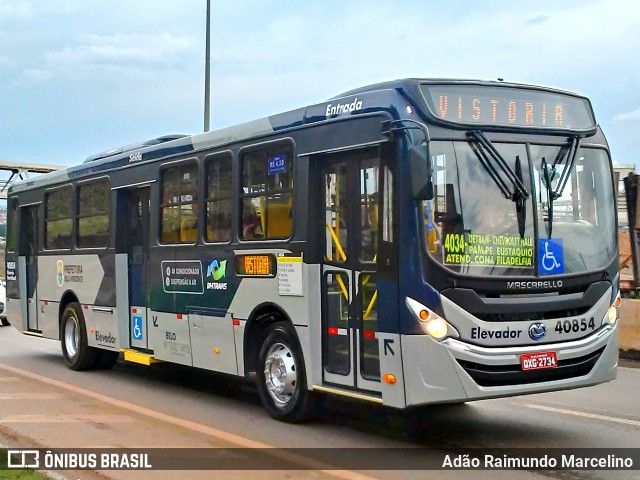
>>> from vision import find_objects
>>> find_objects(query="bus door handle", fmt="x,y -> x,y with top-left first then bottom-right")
92,306 -> 114,314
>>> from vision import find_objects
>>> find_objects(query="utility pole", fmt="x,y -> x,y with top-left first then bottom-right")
204,0 -> 211,132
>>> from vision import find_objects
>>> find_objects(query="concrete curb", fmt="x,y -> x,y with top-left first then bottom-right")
619,349 -> 640,362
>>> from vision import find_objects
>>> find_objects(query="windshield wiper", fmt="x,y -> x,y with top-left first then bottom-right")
541,157 -> 555,238
549,136 -> 581,199
468,130 -> 530,201
468,131 -> 530,238
540,136 -> 581,238
514,155 -> 527,238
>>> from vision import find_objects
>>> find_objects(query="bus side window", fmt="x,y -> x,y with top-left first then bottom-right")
241,146 -> 293,240
206,154 -> 233,242
77,179 -> 110,248
45,186 -> 73,250
160,162 -> 198,244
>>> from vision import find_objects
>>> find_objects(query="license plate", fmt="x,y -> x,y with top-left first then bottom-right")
520,351 -> 558,371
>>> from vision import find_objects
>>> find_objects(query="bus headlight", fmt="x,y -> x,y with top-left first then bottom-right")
405,297 -> 458,340
604,292 -> 621,325
425,317 -> 449,339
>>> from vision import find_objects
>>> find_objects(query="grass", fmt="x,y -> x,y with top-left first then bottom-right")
0,470 -> 50,480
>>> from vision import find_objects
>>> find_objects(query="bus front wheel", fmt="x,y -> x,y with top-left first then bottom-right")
256,322 -> 315,423
60,302 -> 100,371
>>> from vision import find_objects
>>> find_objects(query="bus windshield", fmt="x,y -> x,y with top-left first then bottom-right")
423,141 -> 615,276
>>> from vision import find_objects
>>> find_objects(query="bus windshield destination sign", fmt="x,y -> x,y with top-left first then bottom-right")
420,84 -> 595,129
443,233 -> 534,268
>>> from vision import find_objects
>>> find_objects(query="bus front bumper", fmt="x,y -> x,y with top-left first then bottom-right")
400,322 -> 618,407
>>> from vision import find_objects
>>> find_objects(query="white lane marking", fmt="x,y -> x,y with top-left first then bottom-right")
522,403 -> 640,427
0,377 -> 20,382
0,393 -> 63,400
0,414 -> 135,423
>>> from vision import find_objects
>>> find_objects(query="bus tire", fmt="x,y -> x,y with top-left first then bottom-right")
0,318 -> 9,327
60,302 -> 100,371
256,322 -> 315,423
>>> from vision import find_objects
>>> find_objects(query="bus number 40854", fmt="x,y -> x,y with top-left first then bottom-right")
555,318 -> 596,334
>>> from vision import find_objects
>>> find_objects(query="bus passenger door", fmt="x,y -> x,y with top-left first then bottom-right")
127,188 -> 150,349
20,205 -> 39,332
320,149 -> 383,393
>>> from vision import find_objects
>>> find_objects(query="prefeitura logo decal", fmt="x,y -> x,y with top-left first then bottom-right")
56,260 -> 64,287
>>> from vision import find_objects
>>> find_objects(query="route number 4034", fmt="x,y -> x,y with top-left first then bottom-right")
444,233 -> 466,253
555,318 -> 596,334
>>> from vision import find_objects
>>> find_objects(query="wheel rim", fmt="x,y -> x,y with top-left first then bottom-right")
264,342 -> 298,406
64,315 -> 79,359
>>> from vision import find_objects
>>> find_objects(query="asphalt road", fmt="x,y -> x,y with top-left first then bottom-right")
0,324 -> 639,480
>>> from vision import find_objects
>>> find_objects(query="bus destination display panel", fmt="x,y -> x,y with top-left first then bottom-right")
420,84 -> 595,130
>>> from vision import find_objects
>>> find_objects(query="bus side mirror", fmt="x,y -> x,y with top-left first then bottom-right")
409,143 -> 434,200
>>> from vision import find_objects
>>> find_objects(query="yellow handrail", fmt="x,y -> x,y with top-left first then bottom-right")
361,254 -> 377,286
362,254 -> 377,319
334,269 -> 349,301
325,222 -> 347,261
363,290 -> 377,320
324,222 -> 349,300
324,221 -> 378,321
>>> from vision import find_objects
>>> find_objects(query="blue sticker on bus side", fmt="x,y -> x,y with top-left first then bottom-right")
539,238 -> 564,275
132,315 -> 144,340
268,154 -> 286,175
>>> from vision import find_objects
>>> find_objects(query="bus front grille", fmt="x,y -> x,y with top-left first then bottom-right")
456,347 -> 605,387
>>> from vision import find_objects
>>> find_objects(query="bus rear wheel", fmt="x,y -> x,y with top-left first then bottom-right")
61,302 -> 100,371
256,322 -> 315,423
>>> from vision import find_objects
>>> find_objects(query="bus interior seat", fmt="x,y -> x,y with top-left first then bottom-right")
180,216 -> 198,242
263,196 -> 292,237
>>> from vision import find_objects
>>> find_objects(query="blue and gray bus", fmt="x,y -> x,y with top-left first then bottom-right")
5,78 -> 619,422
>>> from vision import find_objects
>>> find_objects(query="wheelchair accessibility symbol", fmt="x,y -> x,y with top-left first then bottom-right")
539,239 -> 564,275
132,315 -> 144,341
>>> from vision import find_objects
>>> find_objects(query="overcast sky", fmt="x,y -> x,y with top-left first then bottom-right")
0,0 -> 638,170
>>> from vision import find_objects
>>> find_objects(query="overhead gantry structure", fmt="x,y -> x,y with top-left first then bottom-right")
0,160 -> 65,200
